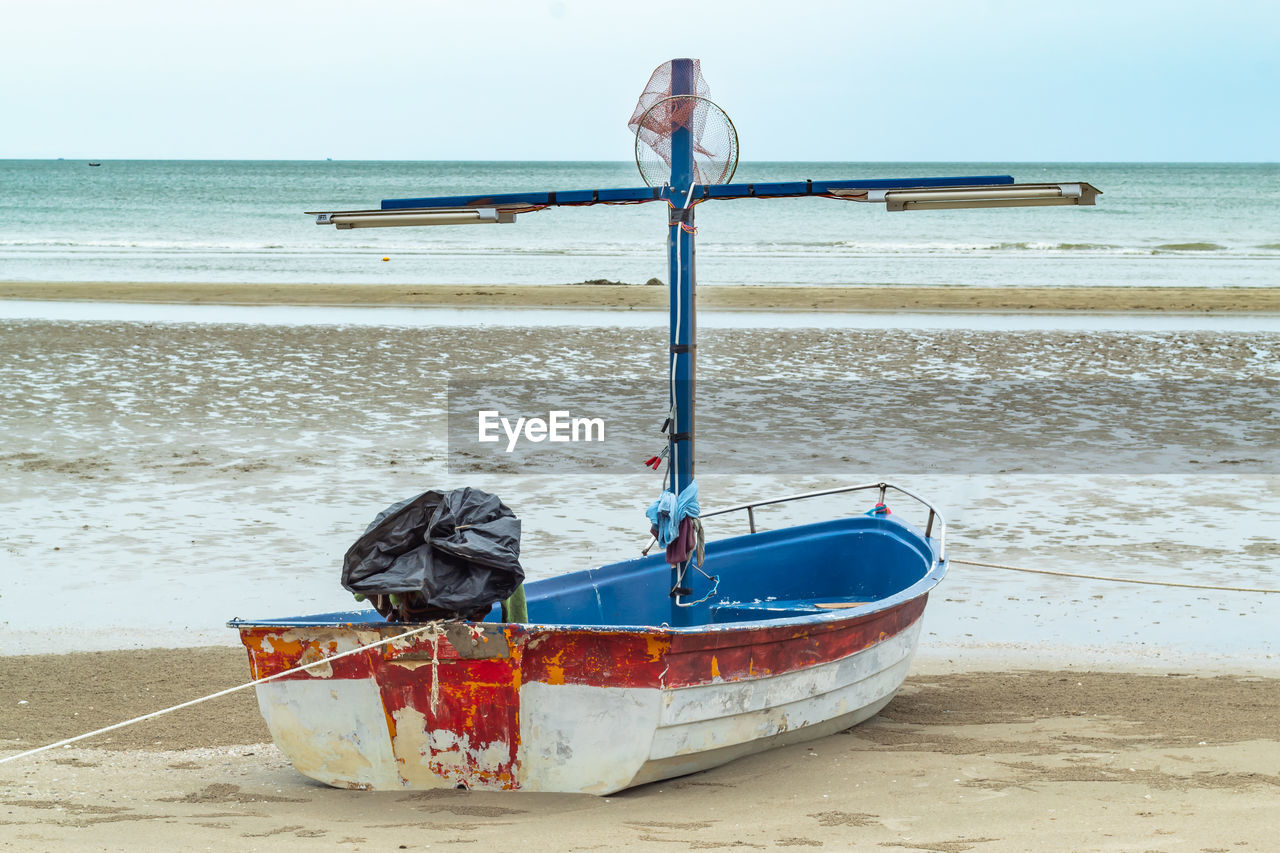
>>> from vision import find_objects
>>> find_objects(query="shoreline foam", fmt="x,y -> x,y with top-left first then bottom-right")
3,281 -> 1280,313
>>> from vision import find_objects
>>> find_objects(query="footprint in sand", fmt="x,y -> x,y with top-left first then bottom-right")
806,811 -> 880,827
161,783 -> 307,804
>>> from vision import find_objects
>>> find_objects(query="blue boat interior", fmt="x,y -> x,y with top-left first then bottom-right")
241,514 -> 942,631
502,514 -> 939,628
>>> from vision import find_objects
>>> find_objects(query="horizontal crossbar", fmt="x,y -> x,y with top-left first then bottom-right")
375,175 -> 1017,211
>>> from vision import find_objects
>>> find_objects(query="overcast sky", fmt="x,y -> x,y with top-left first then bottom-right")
3,0 -> 1277,161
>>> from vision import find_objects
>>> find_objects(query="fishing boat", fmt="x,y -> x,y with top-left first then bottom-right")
230,59 -> 1097,794
233,483 -> 944,793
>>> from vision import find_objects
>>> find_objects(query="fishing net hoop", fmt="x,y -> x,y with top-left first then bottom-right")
633,94 -> 739,188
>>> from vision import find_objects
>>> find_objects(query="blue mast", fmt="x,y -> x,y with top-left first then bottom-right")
667,59 -> 696,502
666,60 -> 698,614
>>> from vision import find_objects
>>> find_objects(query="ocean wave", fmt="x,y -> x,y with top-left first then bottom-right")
699,240 -> 1140,256
0,238 -> 308,252
0,237 -> 1271,262
1152,242 -> 1225,252
0,236 -> 1166,255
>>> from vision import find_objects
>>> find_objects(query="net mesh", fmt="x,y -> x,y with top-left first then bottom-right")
629,60 -> 738,187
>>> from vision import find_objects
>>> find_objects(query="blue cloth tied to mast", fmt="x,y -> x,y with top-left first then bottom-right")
646,480 -> 700,548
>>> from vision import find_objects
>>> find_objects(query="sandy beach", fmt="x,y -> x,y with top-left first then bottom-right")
2,648 -> 1278,851
4,281 -> 1280,313
1,285 -> 1277,850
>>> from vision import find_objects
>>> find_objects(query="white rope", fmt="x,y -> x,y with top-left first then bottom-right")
952,558 -> 1279,594
17,555 -> 1262,766
682,180 -> 697,209
669,208 -> 681,491
426,624 -> 443,712
0,621 -> 444,766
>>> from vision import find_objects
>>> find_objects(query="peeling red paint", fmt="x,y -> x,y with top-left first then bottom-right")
520,629 -> 672,687
517,597 -> 926,689
241,597 -> 924,692
377,657 -> 522,789
665,598 -> 927,687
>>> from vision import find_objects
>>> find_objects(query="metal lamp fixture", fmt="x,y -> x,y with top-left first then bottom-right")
830,182 -> 1101,211
310,208 -> 517,228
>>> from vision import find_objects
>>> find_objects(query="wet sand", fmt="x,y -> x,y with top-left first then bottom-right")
2,317 -> 1276,659
4,280 -> 1280,312
2,315 -> 1276,666
2,647 -> 1278,851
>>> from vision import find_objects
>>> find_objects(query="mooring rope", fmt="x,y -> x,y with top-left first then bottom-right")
0,621 -> 444,767
3,556 -> 1272,766
952,557 -> 1279,595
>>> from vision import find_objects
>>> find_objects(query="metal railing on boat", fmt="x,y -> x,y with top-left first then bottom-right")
645,481 -> 947,564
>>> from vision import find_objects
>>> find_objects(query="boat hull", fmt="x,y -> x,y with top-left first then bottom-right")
236,594 -> 928,794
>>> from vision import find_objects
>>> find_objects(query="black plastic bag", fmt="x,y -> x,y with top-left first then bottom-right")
342,487 -> 523,620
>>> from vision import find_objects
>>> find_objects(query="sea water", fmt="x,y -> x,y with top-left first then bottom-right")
1,160 -> 1278,287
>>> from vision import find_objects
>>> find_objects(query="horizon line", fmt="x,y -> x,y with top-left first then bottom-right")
3,157 -> 1277,165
